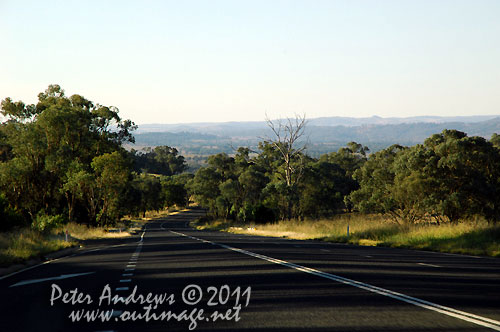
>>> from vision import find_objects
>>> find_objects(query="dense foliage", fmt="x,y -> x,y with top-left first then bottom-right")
188,142 -> 365,222
2,86 -> 499,231
0,86 -> 190,231
190,130 -> 500,225
347,130 -> 500,224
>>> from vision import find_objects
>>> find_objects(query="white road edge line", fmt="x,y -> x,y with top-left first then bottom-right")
0,243 -> 124,281
418,262 -> 441,268
170,230 -> 500,331
9,272 -> 95,288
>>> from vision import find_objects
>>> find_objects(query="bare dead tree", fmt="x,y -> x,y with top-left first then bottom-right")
265,114 -> 307,219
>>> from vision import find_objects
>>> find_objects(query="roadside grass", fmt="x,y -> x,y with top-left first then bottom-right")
0,208 -> 184,267
193,214 -> 500,257
63,221 -> 135,240
0,229 -> 72,267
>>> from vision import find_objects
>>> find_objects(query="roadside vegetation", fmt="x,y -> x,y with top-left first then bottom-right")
1,86 -> 499,266
189,116 -> 500,257
0,86 -> 191,268
193,215 -> 500,257
0,218 -> 146,267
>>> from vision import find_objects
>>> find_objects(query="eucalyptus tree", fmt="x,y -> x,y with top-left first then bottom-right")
265,115 -> 307,220
0,85 -> 136,226
347,144 -> 408,223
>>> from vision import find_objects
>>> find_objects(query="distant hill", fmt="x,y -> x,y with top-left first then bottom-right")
136,115 -> 499,133
132,115 -> 500,157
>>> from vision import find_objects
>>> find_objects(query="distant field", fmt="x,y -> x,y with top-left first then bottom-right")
193,214 -> 500,257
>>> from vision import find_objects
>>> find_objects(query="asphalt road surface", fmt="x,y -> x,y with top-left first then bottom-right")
1,209 -> 499,332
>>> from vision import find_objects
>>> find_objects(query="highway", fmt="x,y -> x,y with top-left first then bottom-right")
1,209 -> 499,331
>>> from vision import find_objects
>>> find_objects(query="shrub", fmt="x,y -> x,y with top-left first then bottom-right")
31,212 -> 65,233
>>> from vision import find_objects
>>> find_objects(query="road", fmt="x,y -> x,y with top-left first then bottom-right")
1,209 -> 499,331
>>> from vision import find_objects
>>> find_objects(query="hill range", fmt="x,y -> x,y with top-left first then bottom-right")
132,115 -> 500,157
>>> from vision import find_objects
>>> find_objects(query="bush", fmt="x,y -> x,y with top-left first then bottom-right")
31,212 -> 65,233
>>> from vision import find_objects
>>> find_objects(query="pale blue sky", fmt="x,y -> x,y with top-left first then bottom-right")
1,0 -> 499,124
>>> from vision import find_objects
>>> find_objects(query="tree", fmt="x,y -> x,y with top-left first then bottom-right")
265,114 -> 307,220
162,173 -> 192,209
320,141 -> 369,178
131,146 -> 187,175
347,144 -> 408,223
396,130 -> 500,223
299,159 -> 354,218
188,167 -> 222,216
91,152 -> 131,225
0,85 -> 136,227
491,133 -> 500,149
349,130 -> 500,224
130,174 -> 163,218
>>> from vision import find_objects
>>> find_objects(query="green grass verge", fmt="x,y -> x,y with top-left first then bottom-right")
192,214 -> 500,257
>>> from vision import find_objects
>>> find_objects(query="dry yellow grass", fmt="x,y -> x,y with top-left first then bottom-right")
0,229 -> 73,266
194,214 -> 500,257
0,208 -> 185,267
64,222 -> 135,240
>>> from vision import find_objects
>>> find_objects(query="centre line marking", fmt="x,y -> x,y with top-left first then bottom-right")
170,230 -> 500,331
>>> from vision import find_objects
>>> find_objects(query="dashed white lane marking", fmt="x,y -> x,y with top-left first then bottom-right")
364,255 -> 373,258
137,224 -> 147,243
418,262 -> 441,268
124,268 -> 135,272
122,273 -> 133,277
170,230 -> 500,331
115,287 -> 129,291
126,264 -> 136,268
119,279 -> 131,283
320,249 -> 330,252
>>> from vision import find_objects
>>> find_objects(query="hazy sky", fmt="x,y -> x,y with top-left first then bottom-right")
1,0 -> 499,124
